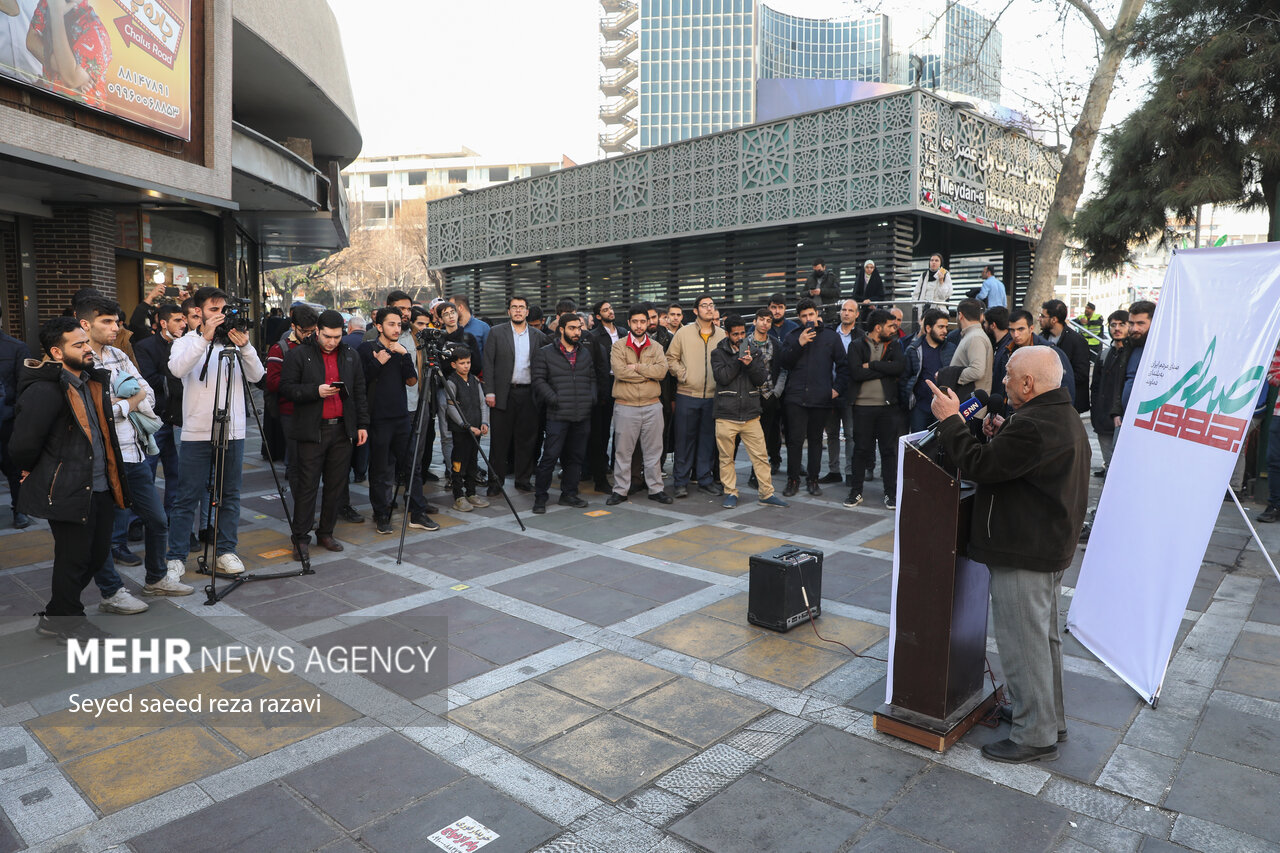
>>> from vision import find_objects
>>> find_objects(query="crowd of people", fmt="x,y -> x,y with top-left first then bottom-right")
0,247 -> 1232,647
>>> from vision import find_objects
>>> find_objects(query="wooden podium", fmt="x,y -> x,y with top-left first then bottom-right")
873,441 -> 998,751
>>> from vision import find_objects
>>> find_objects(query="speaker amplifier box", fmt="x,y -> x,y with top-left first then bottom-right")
747,545 -> 823,632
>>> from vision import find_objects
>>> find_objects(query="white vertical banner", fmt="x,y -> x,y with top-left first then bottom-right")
885,428 -> 928,703
1067,243 -> 1280,704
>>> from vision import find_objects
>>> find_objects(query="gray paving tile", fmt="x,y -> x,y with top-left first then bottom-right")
1097,745 -> 1179,804
881,766 -> 1068,853
1190,703 -> 1280,775
961,716 -> 1122,784
836,575 -> 893,613
240,588 -> 357,631
1063,670 -> 1143,730
129,782 -> 339,853
491,569 -> 598,605
284,733 -> 461,830
546,586 -> 661,626
761,725 -> 925,816
1165,753 -> 1280,842
421,550 -> 521,581
451,614 -> 569,665
606,567 -> 711,603
361,776 -> 558,853
557,555 -> 645,584
849,824 -> 943,852
1232,630 -> 1280,664
671,774 -> 864,853
324,572 -> 430,608
446,644 -> 496,686
0,810 -> 21,853
390,597 -> 505,634
484,535 -> 572,561
1218,657 -> 1280,702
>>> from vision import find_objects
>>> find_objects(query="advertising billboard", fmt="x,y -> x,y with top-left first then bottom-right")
0,0 -> 192,140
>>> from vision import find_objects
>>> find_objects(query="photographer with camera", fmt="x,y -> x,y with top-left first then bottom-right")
711,315 -> 788,510
280,311 -> 369,558
164,287 -> 264,576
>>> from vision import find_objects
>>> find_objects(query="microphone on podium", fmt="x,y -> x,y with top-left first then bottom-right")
917,389 -> 990,451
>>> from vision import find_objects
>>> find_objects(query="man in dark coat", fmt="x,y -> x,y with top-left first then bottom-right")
778,298 -> 850,496
133,303 -> 186,518
0,303 -> 33,528
280,311 -> 370,558
845,309 -> 907,509
1039,299 -> 1091,413
482,296 -> 548,494
928,346 -> 1090,765
531,313 -> 596,513
10,318 -> 132,642
803,259 -> 841,325
1089,310 -> 1129,475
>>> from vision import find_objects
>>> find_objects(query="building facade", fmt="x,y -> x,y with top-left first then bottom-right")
343,149 -> 570,228
599,0 -> 1003,156
439,90 -> 1057,319
0,0 -> 360,346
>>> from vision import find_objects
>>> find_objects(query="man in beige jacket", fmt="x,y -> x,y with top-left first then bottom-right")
666,294 -> 726,498
607,305 -> 674,506
952,298 -> 993,395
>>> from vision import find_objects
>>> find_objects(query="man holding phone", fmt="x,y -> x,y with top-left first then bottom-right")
279,310 -> 368,558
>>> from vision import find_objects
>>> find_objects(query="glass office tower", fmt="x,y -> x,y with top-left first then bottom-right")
757,6 -> 887,82
637,0 -> 756,149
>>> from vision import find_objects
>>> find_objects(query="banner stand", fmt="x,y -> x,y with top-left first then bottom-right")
1228,491 -> 1280,586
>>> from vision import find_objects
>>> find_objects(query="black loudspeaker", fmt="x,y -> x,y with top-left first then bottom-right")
747,545 -> 823,632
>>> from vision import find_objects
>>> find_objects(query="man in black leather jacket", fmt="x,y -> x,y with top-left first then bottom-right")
710,315 -> 787,510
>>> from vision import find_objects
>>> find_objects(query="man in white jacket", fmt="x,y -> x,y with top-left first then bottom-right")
911,253 -> 951,311
165,287 -> 265,576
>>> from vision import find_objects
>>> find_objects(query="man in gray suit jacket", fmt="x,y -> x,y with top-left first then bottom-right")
482,296 -> 548,494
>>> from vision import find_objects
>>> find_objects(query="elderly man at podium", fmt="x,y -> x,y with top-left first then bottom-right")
925,346 -> 1090,764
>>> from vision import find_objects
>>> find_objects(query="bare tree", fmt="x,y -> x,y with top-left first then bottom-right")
263,254 -> 345,307
1026,0 -> 1148,310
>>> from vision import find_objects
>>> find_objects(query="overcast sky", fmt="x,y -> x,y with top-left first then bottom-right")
328,0 -> 1148,166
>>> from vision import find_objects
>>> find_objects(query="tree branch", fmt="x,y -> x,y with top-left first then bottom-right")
1060,0 -> 1111,41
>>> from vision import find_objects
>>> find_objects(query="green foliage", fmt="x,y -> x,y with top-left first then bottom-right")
1076,0 -> 1280,272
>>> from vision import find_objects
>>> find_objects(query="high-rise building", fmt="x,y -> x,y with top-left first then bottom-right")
597,0 -> 1004,155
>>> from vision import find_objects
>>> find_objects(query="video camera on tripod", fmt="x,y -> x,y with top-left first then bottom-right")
212,296 -> 253,344
415,325 -> 464,369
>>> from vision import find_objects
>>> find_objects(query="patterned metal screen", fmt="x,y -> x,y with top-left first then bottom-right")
428,90 -> 1058,273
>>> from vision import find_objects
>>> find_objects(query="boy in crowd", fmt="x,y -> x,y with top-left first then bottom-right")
442,347 -> 490,512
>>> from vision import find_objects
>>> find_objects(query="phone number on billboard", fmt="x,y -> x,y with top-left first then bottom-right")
106,82 -> 181,119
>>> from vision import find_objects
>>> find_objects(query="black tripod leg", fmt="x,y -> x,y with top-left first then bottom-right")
396,378 -> 438,564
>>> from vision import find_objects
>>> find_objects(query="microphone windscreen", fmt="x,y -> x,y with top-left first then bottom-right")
973,389 -> 990,408
988,393 -> 1006,414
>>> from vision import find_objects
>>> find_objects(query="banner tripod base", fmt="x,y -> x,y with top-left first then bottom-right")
1228,490 -> 1280,586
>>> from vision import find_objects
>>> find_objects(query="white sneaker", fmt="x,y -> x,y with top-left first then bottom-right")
215,553 -> 246,575
98,588 -> 149,614
166,559 -> 187,578
142,572 -> 194,597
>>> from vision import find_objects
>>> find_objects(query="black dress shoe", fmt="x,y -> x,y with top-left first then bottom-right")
648,491 -> 674,504
819,472 -> 843,484
292,540 -> 310,562
673,485 -> 688,498
806,478 -> 821,496
316,535 -> 344,552
996,705 -> 1067,742
532,500 -> 547,514
605,492 -> 627,506
515,481 -> 534,493
112,546 -> 142,567
486,485 -> 503,497
697,482 -> 724,496
559,494 -> 588,508
747,472 -> 758,488
338,505 -> 365,524
12,511 -> 31,530
981,737 -> 1058,764
783,478 -> 800,497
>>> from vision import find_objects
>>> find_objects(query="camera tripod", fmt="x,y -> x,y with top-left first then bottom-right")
198,342 -> 310,604
393,348 -> 524,565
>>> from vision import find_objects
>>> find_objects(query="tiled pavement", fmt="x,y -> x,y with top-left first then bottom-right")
1,435 -> 1279,853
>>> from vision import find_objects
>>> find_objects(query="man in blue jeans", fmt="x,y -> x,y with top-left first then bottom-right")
165,287 -> 265,577
665,294 -> 726,498
76,294 -> 193,612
